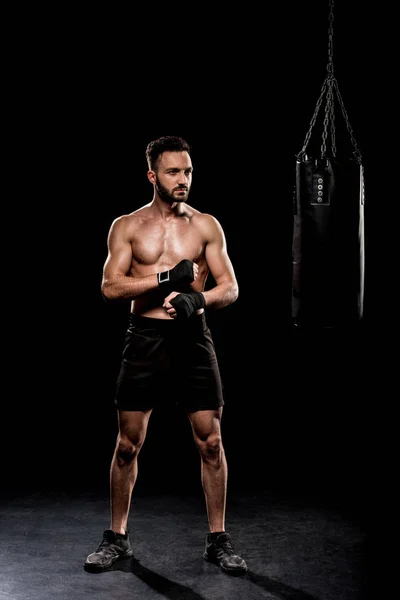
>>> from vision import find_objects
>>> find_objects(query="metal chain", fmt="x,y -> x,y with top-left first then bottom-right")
297,0 -> 362,162
321,75 -> 335,157
321,0 -> 336,157
297,78 -> 328,158
333,79 -> 363,163
327,0 -> 335,77
330,92 -> 337,157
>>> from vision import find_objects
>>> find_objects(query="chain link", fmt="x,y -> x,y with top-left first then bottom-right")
333,80 -> 362,163
297,0 -> 362,162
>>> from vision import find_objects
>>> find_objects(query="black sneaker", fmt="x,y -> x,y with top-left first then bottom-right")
203,532 -> 247,575
84,529 -> 133,572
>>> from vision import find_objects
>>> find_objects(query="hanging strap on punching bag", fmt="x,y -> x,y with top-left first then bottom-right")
292,0 -> 365,330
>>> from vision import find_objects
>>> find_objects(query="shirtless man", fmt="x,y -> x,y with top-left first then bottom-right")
84,136 -> 247,576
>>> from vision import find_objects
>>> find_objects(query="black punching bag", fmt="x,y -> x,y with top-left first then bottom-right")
291,155 -> 365,329
291,0 -> 366,330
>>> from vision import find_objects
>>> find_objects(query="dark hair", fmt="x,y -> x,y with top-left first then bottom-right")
146,136 -> 191,171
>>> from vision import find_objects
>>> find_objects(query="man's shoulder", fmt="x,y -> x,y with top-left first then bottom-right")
192,210 -> 222,233
187,205 -> 218,224
112,204 -> 151,227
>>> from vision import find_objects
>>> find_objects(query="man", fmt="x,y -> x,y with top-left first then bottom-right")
84,135 -> 247,576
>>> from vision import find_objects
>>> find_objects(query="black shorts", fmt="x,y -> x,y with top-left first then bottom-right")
114,312 -> 224,412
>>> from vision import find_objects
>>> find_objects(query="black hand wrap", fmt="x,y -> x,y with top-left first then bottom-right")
170,292 -> 206,319
158,259 -> 194,286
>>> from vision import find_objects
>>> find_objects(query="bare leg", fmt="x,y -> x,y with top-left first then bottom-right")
188,408 -> 227,532
110,409 -> 152,534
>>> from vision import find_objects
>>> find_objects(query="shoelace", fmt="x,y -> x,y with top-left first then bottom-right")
96,539 -> 122,558
216,540 -> 235,558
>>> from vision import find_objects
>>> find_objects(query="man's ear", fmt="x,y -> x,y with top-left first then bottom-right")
147,170 -> 156,184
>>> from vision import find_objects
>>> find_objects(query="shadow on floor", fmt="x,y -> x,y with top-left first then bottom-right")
1,488 -> 367,600
246,570 -> 320,600
114,556 -> 210,599
85,555 -> 321,600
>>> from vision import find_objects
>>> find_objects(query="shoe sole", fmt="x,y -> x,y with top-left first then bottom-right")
203,553 -> 248,576
84,549 -> 134,572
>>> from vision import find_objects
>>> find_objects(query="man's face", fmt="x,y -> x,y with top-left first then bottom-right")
153,151 -> 193,204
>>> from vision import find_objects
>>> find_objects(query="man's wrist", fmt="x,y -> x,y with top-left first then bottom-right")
191,291 -> 206,309
157,270 -> 170,284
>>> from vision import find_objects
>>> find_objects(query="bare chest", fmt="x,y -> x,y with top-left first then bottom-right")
132,219 -> 204,269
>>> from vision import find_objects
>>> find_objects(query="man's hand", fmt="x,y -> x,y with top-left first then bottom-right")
157,259 -> 198,286
163,291 -> 206,319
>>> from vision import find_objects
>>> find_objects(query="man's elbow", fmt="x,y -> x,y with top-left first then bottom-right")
229,281 -> 239,304
101,278 -> 117,301
233,285 -> 239,303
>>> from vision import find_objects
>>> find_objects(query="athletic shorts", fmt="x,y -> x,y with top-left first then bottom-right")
114,312 -> 224,412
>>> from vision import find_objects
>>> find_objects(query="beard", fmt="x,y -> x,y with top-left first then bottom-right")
155,176 -> 190,204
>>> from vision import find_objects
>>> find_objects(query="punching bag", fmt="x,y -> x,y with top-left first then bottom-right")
291,0 -> 365,330
292,154 -> 365,329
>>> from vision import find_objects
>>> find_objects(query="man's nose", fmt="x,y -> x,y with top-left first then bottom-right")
177,172 -> 188,185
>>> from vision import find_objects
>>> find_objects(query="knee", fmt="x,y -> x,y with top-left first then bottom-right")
115,436 -> 143,465
198,433 -> 223,466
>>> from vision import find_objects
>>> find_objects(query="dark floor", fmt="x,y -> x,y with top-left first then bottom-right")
0,485 -> 367,600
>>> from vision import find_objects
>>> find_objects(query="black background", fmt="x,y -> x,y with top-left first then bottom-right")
4,2 -> 385,523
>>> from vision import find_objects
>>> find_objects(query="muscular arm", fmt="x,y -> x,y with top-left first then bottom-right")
101,217 -> 158,301
201,216 -> 239,309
